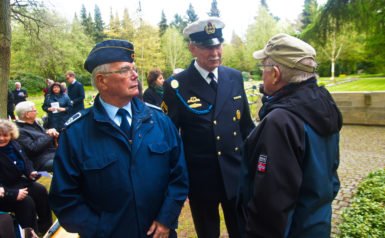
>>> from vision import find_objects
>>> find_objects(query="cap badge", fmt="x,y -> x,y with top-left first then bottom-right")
171,79 -> 179,89
205,22 -> 216,35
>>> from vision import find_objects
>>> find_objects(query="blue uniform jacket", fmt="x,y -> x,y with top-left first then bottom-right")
49,96 -> 189,238
238,78 -> 342,237
163,61 -> 255,201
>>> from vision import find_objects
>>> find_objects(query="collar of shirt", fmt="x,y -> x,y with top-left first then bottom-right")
71,80 -> 77,85
99,97 -> 132,126
194,60 -> 218,84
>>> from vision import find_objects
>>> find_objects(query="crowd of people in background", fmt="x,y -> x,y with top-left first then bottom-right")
1,16 -> 342,238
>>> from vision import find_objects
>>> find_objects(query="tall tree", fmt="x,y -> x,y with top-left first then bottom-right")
121,8 -> 135,41
301,0 -> 318,29
186,3 -> 198,23
107,9 -> 121,39
260,0 -> 268,10
80,5 -> 94,37
208,0 -> 220,17
93,5 -> 105,42
161,27 -> 190,72
170,14 -> 187,33
1,0 -> 47,117
158,10 -> 168,36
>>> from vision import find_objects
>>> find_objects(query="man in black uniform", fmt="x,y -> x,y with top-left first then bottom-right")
162,17 -> 255,238
65,71 -> 85,115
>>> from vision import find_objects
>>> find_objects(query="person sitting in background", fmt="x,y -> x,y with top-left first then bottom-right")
143,68 -> 165,106
0,119 -> 52,236
15,101 -> 58,172
42,82 -> 72,131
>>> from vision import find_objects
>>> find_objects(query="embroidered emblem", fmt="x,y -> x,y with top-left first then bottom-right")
205,22 -> 216,34
257,154 -> 268,173
161,101 -> 168,114
233,95 -> 242,100
64,112 -> 82,126
187,97 -> 200,103
171,79 -> 179,89
236,110 -> 241,120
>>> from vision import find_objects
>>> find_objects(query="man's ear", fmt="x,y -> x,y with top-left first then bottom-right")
272,66 -> 281,85
95,74 -> 107,90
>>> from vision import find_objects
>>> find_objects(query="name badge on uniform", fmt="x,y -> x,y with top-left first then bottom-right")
233,95 -> 242,100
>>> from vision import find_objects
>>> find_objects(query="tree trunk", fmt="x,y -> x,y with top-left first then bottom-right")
0,0 -> 11,118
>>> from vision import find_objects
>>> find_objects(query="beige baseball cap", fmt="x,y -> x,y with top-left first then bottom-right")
253,33 -> 316,73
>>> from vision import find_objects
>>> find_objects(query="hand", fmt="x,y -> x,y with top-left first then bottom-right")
46,128 -> 59,138
147,221 -> 170,238
0,187 -> 4,197
17,188 -> 28,201
29,171 -> 41,180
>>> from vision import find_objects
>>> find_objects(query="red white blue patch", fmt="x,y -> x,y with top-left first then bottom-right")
257,154 -> 268,173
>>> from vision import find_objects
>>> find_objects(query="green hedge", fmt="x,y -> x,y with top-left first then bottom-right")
9,73 -> 46,94
337,169 -> 385,237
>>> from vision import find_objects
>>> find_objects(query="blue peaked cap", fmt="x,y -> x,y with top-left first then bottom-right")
84,39 -> 135,73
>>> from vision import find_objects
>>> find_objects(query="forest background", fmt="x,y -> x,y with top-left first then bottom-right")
1,0 -> 385,117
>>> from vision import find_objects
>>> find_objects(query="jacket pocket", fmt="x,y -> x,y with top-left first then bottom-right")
148,142 -> 170,154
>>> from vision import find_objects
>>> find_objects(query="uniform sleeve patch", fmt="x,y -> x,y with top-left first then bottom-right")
257,154 -> 268,173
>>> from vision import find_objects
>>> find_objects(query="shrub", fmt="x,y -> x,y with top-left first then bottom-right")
337,169 -> 385,238
9,73 -> 46,94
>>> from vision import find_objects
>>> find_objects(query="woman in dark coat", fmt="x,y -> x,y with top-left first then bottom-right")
0,119 -> 52,236
143,68 -> 165,106
42,82 -> 72,131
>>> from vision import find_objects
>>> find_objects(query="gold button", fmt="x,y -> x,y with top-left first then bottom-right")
217,151 -> 222,156
235,147 -> 239,151
233,117 -> 236,121
213,120 -> 217,125
216,136 -> 221,140
233,131 -> 237,136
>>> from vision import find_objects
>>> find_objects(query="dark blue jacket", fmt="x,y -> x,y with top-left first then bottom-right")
163,61 -> 255,201
42,93 -> 72,131
49,96 -> 188,238
238,78 -> 342,238
67,80 -> 85,115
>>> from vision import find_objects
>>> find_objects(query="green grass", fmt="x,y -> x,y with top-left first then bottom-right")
326,78 -> 385,92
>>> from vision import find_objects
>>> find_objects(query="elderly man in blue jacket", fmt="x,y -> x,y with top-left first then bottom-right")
49,39 -> 189,238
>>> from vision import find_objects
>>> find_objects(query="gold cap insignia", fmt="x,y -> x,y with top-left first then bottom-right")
187,97 -> 200,103
161,101 -> 168,114
236,110 -> 241,120
205,22 -> 216,35
171,79 -> 179,89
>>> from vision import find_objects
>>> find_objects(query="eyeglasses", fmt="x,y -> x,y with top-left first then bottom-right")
257,64 -> 276,71
101,66 -> 137,77
28,109 -> 37,113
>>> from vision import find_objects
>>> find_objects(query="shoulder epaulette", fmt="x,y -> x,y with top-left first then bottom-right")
145,102 -> 162,111
64,110 -> 88,127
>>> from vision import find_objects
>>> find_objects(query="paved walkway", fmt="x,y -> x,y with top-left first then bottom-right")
331,125 -> 385,236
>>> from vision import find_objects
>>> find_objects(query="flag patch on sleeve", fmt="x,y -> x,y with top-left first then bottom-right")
257,154 -> 268,173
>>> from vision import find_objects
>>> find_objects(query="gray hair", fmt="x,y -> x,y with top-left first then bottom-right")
91,64 -> 110,90
265,57 -> 318,83
0,119 -> 19,139
15,101 -> 35,119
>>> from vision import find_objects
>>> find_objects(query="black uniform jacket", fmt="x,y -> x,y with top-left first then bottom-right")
163,61 -> 255,201
68,80 -> 85,114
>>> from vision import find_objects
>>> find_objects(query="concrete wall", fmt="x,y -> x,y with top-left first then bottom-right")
331,92 -> 385,126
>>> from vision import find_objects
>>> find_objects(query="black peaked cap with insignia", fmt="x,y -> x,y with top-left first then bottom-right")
84,39 -> 135,73
183,17 -> 225,46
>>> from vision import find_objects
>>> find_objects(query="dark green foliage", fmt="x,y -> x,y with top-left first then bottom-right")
170,14 -> 187,33
93,5 -> 105,42
338,169 -> 385,238
158,10 -> 168,36
186,3 -> 198,23
208,0 -> 220,17
8,73 -> 46,94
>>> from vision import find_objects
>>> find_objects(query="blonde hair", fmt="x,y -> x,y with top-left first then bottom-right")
0,119 -> 19,139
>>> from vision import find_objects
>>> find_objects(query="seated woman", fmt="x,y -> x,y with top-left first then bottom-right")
42,82 -> 72,131
143,68 -> 165,106
15,101 -> 59,172
0,119 -> 52,236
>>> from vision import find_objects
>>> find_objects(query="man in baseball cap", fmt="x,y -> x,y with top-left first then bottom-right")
238,33 -> 342,237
